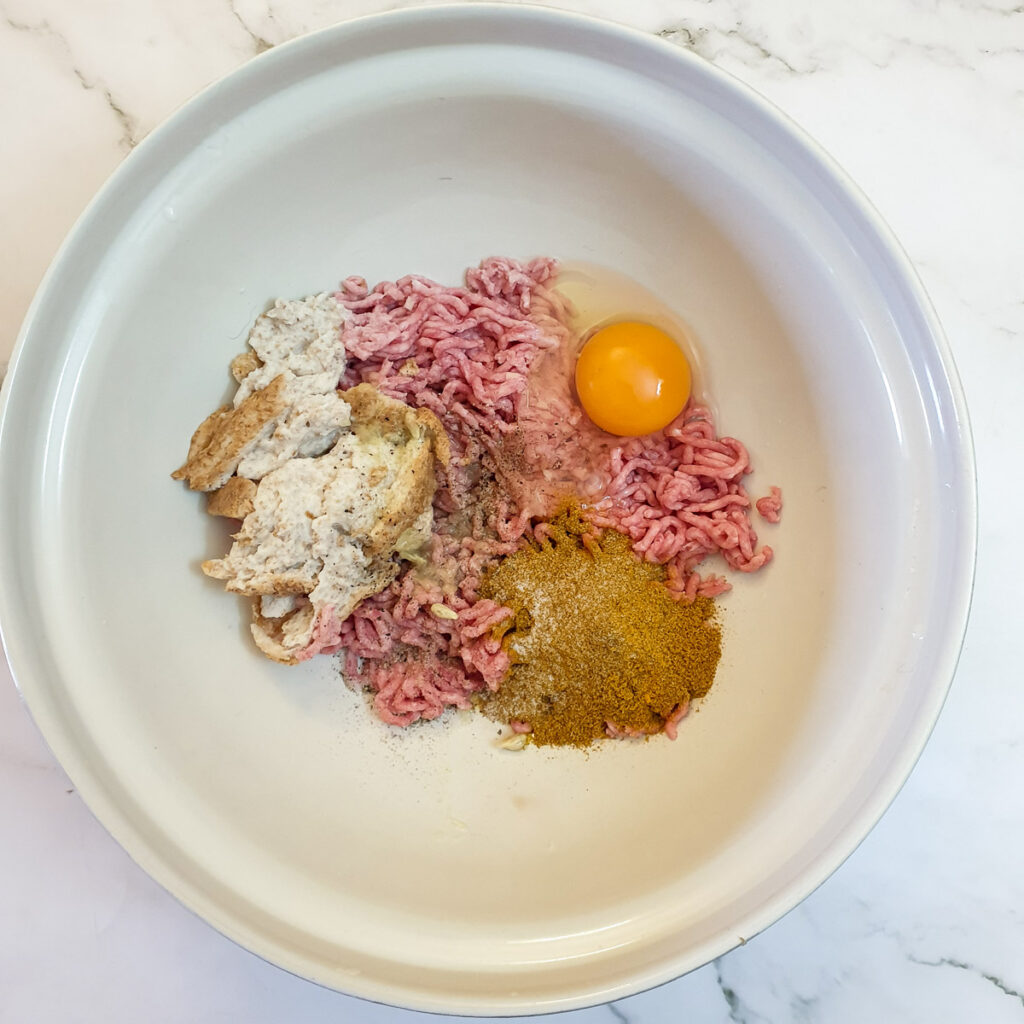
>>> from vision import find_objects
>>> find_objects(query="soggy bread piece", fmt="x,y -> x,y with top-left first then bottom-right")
174,294 -> 351,492
201,387 -> 448,664
230,351 -> 261,383
232,293 -> 347,404
342,383 -> 450,556
173,375 -> 354,492
207,476 -> 257,519
172,375 -> 290,492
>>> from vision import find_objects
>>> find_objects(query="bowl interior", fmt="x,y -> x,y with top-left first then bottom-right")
0,8 -> 972,1014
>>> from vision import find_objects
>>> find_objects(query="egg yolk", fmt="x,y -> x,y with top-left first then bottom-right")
574,321 -> 692,436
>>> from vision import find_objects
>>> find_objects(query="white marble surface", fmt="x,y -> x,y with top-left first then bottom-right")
1,0 -> 1022,1020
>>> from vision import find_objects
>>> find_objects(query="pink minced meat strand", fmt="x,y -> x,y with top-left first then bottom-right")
603,698 -> 689,742
663,697 -> 692,741
585,404 -> 777,599
305,256 -> 779,732
756,485 -> 783,524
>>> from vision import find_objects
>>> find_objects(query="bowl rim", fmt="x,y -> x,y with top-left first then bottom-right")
0,2 -> 977,1015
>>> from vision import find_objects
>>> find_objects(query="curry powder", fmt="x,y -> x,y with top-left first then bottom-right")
480,506 -> 721,747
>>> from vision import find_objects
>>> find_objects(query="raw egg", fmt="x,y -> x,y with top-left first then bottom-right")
575,321 -> 692,436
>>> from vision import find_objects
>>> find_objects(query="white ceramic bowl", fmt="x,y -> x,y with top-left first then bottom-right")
0,5 -> 975,1015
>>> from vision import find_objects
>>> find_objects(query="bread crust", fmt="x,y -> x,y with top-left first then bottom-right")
172,374 -> 288,492
206,476 -> 257,519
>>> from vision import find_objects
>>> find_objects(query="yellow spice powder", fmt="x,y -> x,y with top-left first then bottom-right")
480,506 -> 721,747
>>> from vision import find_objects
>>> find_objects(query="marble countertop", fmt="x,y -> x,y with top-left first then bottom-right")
2,1 -> 1022,1021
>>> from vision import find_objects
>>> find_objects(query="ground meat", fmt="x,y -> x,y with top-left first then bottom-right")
586,404 -> 776,600
756,485 -> 784,524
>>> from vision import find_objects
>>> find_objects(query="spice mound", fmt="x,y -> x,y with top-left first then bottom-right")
480,508 -> 722,747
